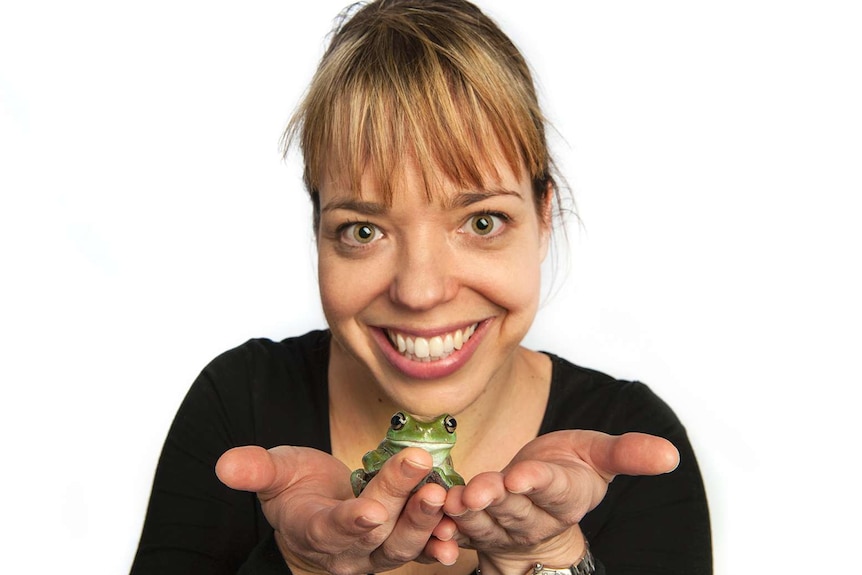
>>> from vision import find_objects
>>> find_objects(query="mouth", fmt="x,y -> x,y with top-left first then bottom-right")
385,324 -> 478,362
370,320 -> 489,380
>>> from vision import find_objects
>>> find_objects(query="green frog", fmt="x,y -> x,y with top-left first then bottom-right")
351,411 -> 465,496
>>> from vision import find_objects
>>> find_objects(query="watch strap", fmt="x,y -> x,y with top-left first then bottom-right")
530,546 -> 595,575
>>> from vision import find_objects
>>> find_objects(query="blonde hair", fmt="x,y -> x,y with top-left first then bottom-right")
284,0 -> 559,229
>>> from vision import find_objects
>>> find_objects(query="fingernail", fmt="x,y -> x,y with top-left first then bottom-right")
402,457 -> 431,477
420,498 -> 444,515
436,554 -> 456,566
356,515 -> 384,528
508,485 -> 534,495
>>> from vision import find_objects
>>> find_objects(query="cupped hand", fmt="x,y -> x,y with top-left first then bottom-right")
436,431 -> 679,573
216,445 -> 460,575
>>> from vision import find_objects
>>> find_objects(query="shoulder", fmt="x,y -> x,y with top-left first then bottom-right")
541,353 -> 683,438
203,329 -> 331,377
180,329 -> 331,448
545,354 -> 714,570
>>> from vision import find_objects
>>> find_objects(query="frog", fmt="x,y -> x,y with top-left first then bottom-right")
350,411 -> 465,496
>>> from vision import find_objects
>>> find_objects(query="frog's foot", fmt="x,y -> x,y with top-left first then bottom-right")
423,467 -> 465,491
350,468 -> 377,497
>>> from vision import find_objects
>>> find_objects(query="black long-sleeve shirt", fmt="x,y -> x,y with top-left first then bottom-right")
131,330 -> 712,574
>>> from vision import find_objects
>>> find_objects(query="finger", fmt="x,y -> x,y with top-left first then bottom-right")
443,473 -> 510,547
503,459 -> 604,523
431,515 -> 460,543
458,472 -> 566,545
215,446 -> 279,493
513,431 -> 680,482
481,489 -> 547,539
583,432 -> 680,479
216,445 -> 354,500
303,497 -> 389,554
422,536 -> 460,566
370,482 -> 446,568
358,447 -> 434,511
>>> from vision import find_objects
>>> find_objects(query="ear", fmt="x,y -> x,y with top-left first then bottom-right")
538,181 -> 554,262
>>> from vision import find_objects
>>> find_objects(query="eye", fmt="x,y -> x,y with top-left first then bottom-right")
443,415 -> 457,433
462,213 -> 506,237
390,412 -> 407,430
341,222 -> 382,246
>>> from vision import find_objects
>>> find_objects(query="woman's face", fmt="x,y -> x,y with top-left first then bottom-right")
317,156 -> 550,416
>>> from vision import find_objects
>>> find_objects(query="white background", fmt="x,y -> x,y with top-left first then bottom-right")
1,1 -> 860,572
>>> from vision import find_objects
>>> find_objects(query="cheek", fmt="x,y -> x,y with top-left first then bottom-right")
468,245 -> 543,315
317,250 -> 389,323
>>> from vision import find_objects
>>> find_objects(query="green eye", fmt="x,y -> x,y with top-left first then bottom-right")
471,215 -> 494,235
349,223 -> 378,244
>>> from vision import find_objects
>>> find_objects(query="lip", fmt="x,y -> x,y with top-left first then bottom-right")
370,319 -> 492,380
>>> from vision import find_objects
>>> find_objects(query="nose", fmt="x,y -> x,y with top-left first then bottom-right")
388,233 -> 458,311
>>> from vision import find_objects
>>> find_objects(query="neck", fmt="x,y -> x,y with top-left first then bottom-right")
327,336 -> 552,477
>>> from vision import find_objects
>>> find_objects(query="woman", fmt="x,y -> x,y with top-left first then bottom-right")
131,1 -> 711,574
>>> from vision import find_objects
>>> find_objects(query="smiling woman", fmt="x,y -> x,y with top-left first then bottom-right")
130,1 -> 711,575
318,157 -> 548,407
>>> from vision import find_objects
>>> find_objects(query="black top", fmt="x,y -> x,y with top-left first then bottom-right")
131,330 -> 712,574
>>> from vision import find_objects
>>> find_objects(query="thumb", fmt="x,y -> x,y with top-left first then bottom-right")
215,445 -> 311,500
585,432 -> 680,481
217,445 -> 355,501
216,445 -> 296,497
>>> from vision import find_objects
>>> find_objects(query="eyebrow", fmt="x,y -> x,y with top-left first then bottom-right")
321,188 -> 523,215
321,199 -> 389,215
442,188 -> 523,210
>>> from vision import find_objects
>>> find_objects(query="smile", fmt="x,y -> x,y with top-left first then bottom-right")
385,324 -> 478,362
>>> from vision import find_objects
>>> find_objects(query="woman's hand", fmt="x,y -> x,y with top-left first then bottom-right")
434,431 -> 679,574
216,446 -> 460,575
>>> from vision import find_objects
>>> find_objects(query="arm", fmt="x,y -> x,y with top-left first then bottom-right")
582,386 -> 712,574
216,444 -> 459,575
130,345 -> 277,574
438,380 -> 711,575
437,432 -> 680,575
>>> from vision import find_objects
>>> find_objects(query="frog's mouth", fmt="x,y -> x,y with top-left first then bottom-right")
390,440 -> 454,450
385,323 -> 478,362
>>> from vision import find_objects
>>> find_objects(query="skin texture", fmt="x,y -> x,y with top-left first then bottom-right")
216,432 -> 679,575
317,157 -> 549,421
351,412 -> 465,497
216,156 -> 682,575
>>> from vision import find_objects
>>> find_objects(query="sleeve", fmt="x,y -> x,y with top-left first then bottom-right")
130,345 -> 292,575
579,382 -> 712,575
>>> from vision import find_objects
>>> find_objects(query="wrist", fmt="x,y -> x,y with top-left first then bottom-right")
476,528 -> 587,575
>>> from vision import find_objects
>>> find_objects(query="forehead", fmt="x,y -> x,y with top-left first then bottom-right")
319,147 -> 530,210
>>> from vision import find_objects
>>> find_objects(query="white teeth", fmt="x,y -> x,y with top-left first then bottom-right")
443,334 -> 454,354
386,324 -> 478,362
414,337 -> 430,359
429,336 -> 444,357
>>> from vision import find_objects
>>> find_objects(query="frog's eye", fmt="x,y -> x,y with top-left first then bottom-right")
444,415 -> 457,434
390,412 -> 407,430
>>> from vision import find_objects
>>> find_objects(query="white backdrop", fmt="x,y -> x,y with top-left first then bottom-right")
1,1 -> 860,572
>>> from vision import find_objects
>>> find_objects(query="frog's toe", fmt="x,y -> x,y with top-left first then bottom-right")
424,468 -> 460,490
350,469 -> 368,497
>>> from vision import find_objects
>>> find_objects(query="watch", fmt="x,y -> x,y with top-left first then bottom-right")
529,546 -> 595,575
475,544 -> 596,575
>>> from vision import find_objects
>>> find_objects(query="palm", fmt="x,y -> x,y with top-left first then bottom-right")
217,445 -> 459,574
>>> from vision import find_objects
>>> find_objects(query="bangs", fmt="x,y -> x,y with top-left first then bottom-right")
285,2 -> 551,206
